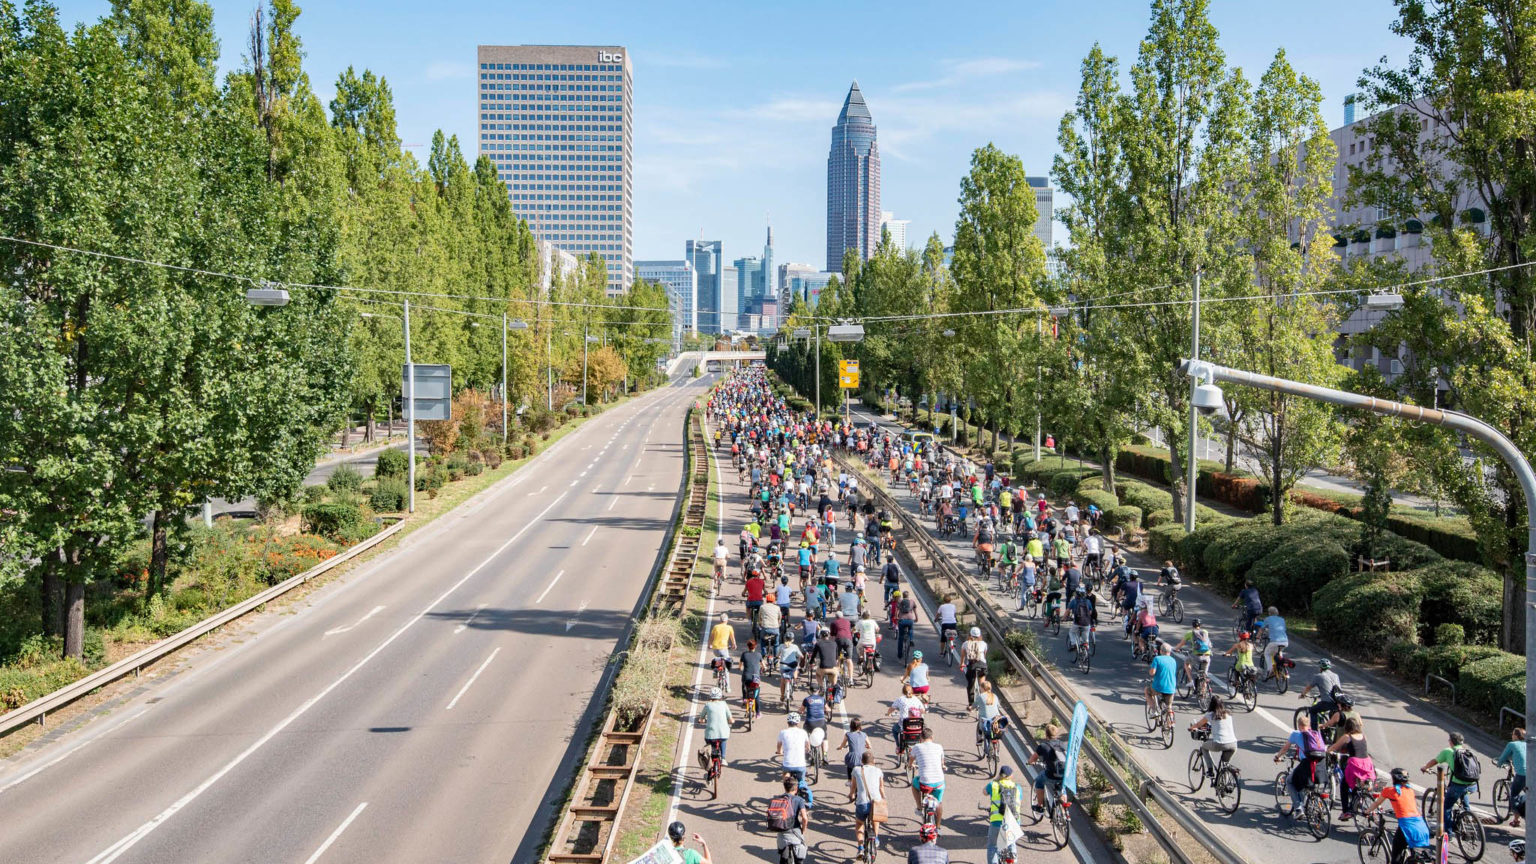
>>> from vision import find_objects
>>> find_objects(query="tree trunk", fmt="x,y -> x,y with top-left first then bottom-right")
1166,422 -> 1188,525
63,574 -> 85,661
340,420 -> 350,447
1271,456 -> 1285,526
149,509 -> 170,597
365,398 -> 377,443
1099,444 -> 1117,495
1224,422 -> 1237,474
41,552 -> 63,638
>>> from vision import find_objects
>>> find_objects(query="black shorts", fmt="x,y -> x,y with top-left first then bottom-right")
835,638 -> 853,658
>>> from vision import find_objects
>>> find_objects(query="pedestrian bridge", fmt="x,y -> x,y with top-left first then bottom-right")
700,350 -> 765,364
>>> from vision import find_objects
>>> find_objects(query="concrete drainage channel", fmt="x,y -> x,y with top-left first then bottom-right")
544,409 -> 710,864
839,452 -> 1245,864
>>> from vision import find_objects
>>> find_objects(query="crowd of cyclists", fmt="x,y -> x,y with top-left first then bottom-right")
669,367 -> 1527,864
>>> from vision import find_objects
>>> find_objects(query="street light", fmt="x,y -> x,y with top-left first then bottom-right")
1365,291 -> 1406,310
827,323 -> 865,342
1182,358 -> 1536,859
244,282 -> 290,307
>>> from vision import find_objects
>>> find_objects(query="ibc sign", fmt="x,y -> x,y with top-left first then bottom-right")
598,50 -> 624,63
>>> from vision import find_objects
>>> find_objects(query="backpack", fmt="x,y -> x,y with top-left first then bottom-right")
767,794 -> 795,832
1452,746 -> 1482,784
1301,729 -> 1327,757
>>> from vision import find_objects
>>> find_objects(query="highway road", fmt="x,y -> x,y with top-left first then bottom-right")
0,374 -> 710,864
850,403 -> 1515,864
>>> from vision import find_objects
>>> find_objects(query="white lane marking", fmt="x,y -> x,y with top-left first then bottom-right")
607,496 -> 618,512
0,706 -> 151,796
579,470 -> 588,478
301,801 -> 367,864
527,484 -> 547,497
322,605 -> 385,637
623,475 -> 632,487
566,601 -> 589,632
454,603 -> 488,635
535,570 -> 566,604
84,490 -> 569,864
445,648 -> 501,710
582,527 -> 598,546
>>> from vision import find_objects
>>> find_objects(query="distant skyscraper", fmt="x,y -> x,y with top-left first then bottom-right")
686,239 -> 722,334
635,259 -> 696,343
880,211 -> 909,252
827,82 -> 881,272
476,45 -> 633,294
720,268 -> 739,333
761,224 -> 774,309
778,262 -> 820,307
1026,176 -> 1054,250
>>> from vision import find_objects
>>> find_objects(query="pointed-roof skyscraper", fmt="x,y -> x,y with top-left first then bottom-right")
826,81 -> 881,273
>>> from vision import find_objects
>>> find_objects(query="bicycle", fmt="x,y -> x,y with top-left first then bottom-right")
1036,778 -> 1072,849
857,641 -> 881,688
1227,664 -> 1258,712
941,628 -> 958,667
1186,729 -> 1242,814
713,560 -> 725,594
1493,764 -> 1516,823
742,681 -> 759,732
1273,756 -> 1333,839
699,739 -> 723,800
1422,783 -> 1487,862
1021,585 -> 1042,619
1072,628 -> 1094,674
711,657 -> 731,697
1178,656 -> 1213,706
1043,600 -> 1063,637
857,808 -> 880,863
1157,584 -> 1185,623
1145,694 -> 1176,749
1267,645 -> 1294,694
806,725 -> 828,785
1357,810 -> 1437,864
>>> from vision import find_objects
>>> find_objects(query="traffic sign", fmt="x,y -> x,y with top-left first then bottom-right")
838,359 -> 859,389
402,363 -> 452,420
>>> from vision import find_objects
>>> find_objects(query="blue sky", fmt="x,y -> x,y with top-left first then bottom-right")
57,0 -> 1412,273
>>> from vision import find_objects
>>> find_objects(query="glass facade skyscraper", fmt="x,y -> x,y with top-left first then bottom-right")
826,82 -> 881,273
477,45 -> 633,294
686,239 -> 723,334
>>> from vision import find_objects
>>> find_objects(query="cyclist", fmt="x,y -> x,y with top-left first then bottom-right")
709,612 -> 737,694
882,554 -> 902,605
970,678 -> 1005,744
1052,532 -> 1072,571
1274,714 -> 1328,818
740,639 -> 764,719
1145,642 -> 1177,726
907,824 -> 949,864
961,627 -> 989,704
1257,606 -> 1289,679
838,580 -> 862,619
886,683 -> 926,747
666,821 -> 714,864
713,537 -> 729,584
1420,731 -> 1481,833
777,636 -> 803,703
1360,768 -> 1432,864
910,726 -> 948,827
812,625 -> 840,695
1024,531 -> 1045,564
698,687 -> 733,767
849,749 -> 885,854
1497,728 -> 1526,827
895,592 -> 921,661
937,595 -> 960,650
1320,691 -> 1361,733
1234,580 -> 1263,634
771,773 -> 812,864
1082,530 -> 1104,577
744,569 -> 767,632
759,600 -> 783,656
1068,585 -> 1097,653
1019,555 -> 1038,607
1328,716 -> 1373,819
796,543 -> 813,590
1188,694 -> 1237,777
1133,596 -> 1159,658
777,713 -> 811,785
856,610 -> 880,669
984,764 -> 1021,864
1223,631 -> 1257,689
1298,658 -> 1342,730
907,651 -> 932,704
830,611 -> 855,684
1028,722 -> 1068,816
840,715 -> 871,777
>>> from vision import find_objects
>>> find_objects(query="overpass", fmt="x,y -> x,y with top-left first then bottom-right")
667,350 -> 765,377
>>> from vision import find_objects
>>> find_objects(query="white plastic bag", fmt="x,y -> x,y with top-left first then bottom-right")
1000,810 -> 1025,848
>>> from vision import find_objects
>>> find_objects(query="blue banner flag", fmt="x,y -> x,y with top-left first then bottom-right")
1062,700 -> 1088,796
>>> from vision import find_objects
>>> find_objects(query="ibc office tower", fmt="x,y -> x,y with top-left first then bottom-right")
477,45 -> 633,294
826,82 -> 881,273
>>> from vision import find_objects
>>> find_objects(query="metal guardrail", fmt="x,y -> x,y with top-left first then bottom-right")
841,453 -> 1246,864
0,517 -> 407,739
1426,673 -> 1457,705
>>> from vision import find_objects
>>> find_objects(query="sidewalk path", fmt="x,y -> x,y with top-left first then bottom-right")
660,424 -> 1098,863
850,403 -> 1515,864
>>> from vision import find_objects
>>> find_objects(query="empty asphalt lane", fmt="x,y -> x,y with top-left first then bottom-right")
0,377 -> 709,864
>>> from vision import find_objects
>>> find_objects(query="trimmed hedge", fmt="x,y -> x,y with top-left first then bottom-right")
375,448 -> 409,479
1248,537 -> 1350,611
1148,523 -> 1185,562
1145,509 -> 1176,528
1117,480 -> 1172,515
1416,561 -> 1503,646
1460,654 -> 1526,716
1103,505 -> 1143,532
1077,489 -> 1119,517
1314,571 -> 1423,656
1388,643 -> 1505,682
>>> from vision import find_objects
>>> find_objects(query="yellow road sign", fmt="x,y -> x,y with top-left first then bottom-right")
838,360 -> 860,389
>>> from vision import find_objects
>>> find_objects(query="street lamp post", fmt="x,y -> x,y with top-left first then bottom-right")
404,298 -> 416,513
1185,270 -> 1202,533
1183,357 -> 1536,859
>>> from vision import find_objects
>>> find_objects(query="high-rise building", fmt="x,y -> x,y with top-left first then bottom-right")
686,239 -> 723,334
879,211 -> 909,252
635,259 -> 696,345
535,238 -> 581,294
761,224 -> 774,311
1026,177 -> 1053,250
476,45 -> 633,295
720,268 -> 739,333
826,82 -> 881,273
778,262 -> 820,307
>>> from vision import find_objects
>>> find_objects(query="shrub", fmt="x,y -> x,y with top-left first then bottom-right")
301,502 -> 375,544
1180,522 -> 1227,577
369,477 -> 409,512
327,463 -> 364,494
1145,509 -> 1176,528
465,460 -> 484,477
1149,523 -> 1185,563
1117,481 -> 1173,515
1314,571 -> 1423,655
1078,489 -> 1119,517
1248,538 -> 1349,611
375,448 -> 409,478
1368,532 -> 1443,571
300,485 -> 327,506
1049,469 -> 1095,498
1416,561 -> 1503,645
1386,640 -> 1422,675
1200,521 -> 1271,591
1103,505 -> 1142,532
481,448 -> 503,470
507,444 -> 527,460
414,468 -> 447,494
1459,653 -> 1526,715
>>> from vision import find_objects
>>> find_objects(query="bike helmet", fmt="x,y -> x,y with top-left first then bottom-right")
787,712 -> 801,725
1390,767 -> 1410,786
1319,658 -> 1332,670
912,650 -> 924,660
1239,632 -> 1251,640
1075,585 -> 1086,594
1191,618 -> 1203,628
668,821 -> 687,842
819,626 -> 831,636
970,627 -> 982,638
1510,840 -> 1525,862
920,824 -> 939,842
709,687 -> 723,700
1335,692 -> 1354,709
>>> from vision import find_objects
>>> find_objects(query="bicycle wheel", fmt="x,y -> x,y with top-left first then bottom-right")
710,762 -> 719,799
944,644 -> 955,667
1172,598 -> 1184,624
1305,793 -> 1332,839
1274,772 -> 1292,814
1144,700 -> 1157,732
1161,716 -> 1176,749
1051,800 -> 1071,849
863,661 -> 876,689
1240,678 -> 1257,712
1454,809 -> 1485,862
1275,668 -> 1289,695
988,740 -> 1000,778
1079,644 -> 1092,674
1292,705 -> 1310,730
1216,766 -> 1242,815
1050,615 -> 1061,637
808,748 -> 820,785
1493,778 -> 1511,822
1358,828 -> 1388,864
1187,749 -> 1207,793
1177,668 -> 1192,699
745,700 -> 754,732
